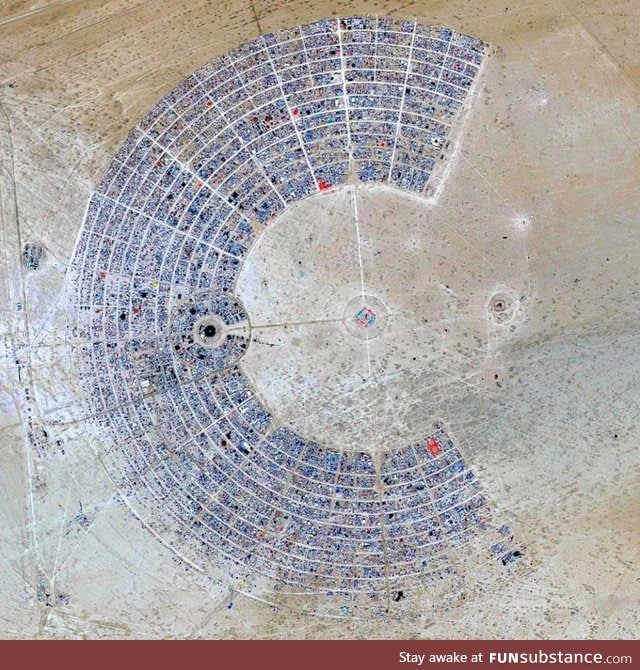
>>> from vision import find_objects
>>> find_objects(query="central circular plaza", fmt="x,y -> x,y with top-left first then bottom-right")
236,184 -> 506,453
170,291 -> 251,374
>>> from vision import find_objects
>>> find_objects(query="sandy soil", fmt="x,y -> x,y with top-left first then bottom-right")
0,0 -> 639,639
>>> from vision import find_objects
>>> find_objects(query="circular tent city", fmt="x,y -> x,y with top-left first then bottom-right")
68,16 -> 532,617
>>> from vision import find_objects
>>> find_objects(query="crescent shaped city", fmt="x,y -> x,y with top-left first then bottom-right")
0,0 -> 638,640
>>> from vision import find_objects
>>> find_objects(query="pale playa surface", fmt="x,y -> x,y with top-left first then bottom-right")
1,0 -> 639,638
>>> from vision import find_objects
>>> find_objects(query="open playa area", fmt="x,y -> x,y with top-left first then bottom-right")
0,0 -> 639,640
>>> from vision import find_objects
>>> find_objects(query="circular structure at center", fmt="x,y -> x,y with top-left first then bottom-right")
193,316 -> 225,347
170,290 -> 251,374
355,307 -> 375,327
343,294 -> 389,340
203,324 -> 217,338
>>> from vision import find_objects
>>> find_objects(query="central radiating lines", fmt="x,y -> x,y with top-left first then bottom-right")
350,186 -> 372,375
351,185 -> 366,301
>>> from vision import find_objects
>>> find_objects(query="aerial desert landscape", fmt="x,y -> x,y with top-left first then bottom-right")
0,0 -> 639,639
